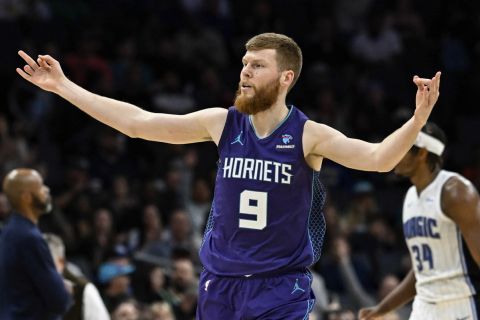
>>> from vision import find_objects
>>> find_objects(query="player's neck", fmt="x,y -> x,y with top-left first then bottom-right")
412,166 -> 441,195
17,207 -> 39,224
250,102 -> 289,138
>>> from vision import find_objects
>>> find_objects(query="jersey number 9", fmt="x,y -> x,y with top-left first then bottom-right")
239,190 -> 268,230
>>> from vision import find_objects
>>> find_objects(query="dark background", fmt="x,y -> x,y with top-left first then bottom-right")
1,0 -> 479,319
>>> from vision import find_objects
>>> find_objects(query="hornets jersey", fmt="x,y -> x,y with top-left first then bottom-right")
199,106 -> 326,276
403,170 -> 479,302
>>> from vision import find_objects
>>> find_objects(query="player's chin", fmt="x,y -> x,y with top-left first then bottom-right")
240,92 -> 255,99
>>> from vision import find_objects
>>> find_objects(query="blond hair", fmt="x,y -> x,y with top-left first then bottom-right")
246,33 -> 302,91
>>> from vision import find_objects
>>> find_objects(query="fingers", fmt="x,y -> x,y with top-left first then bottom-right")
18,50 -> 39,71
413,75 -> 432,92
37,57 -> 53,71
38,54 -> 58,67
431,71 -> 441,94
413,75 -> 421,90
413,71 -> 442,92
37,57 -> 47,68
16,67 -> 32,82
23,65 -> 34,76
425,72 -> 441,107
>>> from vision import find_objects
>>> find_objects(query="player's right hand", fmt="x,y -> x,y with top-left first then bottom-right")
16,50 -> 66,93
358,306 -> 383,320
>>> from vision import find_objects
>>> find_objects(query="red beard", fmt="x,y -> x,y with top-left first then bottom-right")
234,78 -> 281,115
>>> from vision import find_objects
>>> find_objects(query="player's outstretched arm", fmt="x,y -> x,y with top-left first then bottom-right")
16,51 -> 227,144
442,177 -> 480,267
304,72 -> 441,172
358,269 -> 416,320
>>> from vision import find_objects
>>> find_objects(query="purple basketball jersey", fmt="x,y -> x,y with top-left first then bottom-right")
199,106 -> 326,276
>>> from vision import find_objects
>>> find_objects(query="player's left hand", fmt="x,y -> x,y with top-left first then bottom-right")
358,306 -> 383,320
413,71 -> 441,126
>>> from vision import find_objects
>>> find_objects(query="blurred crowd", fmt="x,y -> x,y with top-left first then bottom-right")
1,0 -> 480,319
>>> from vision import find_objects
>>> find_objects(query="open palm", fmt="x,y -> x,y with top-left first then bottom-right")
16,50 -> 66,93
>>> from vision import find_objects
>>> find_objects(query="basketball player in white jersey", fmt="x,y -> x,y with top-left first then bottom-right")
359,123 -> 480,320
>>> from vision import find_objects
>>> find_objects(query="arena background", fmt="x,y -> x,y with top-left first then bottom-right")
0,0 -> 479,319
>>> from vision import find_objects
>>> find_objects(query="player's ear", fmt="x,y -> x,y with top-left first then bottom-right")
281,70 -> 294,87
418,148 -> 429,161
20,191 -> 32,205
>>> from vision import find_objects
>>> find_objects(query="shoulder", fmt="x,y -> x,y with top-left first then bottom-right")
196,107 -> 229,145
303,120 -> 342,153
441,174 -> 478,214
2,226 -> 44,263
304,119 -> 325,131
442,175 -> 476,201
303,120 -> 330,141
303,120 -> 342,139
18,229 -> 45,252
3,219 -> 40,244
405,185 -> 417,197
209,107 -> 229,116
197,107 -> 228,122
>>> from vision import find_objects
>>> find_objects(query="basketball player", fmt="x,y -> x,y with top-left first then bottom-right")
359,123 -> 480,320
17,33 -> 441,319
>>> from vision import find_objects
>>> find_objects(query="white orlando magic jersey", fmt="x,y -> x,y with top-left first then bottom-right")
403,170 -> 477,302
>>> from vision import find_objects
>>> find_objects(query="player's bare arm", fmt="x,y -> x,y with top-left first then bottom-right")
304,72 -> 441,172
442,176 -> 480,267
358,269 -> 416,320
16,50 -> 227,145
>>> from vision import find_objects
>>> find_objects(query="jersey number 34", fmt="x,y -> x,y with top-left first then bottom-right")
411,243 -> 434,272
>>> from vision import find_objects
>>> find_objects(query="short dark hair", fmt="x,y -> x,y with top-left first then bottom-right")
246,33 -> 302,91
410,122 -> 447,171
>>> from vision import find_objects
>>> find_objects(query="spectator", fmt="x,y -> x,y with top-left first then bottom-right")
185,178 -> 211,245
0,168 -> 71,318
98,258 -> 135,312
169,257 -> 198,320
332,236 -> 409,318
43,232 -> 110,320
0,192 -> 10,231
351,10 -> 402,64
150,301 -> 176,320
152,209 -> 197,262
144,266 -> 176,305
111,300 -> 140,320
129,204 -> 164,253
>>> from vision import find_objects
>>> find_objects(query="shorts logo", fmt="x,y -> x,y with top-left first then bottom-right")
277,134 -> 295,150
291,278 -> 305,294
204,280 -> 211,291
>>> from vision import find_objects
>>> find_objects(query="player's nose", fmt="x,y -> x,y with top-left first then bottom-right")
241,65 -> 253,79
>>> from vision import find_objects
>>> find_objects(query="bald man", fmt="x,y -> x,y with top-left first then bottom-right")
0,168 -> 71,319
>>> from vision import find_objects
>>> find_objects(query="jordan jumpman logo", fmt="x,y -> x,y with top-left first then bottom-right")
231,131 -> 244,145
291,278 -> 305,294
